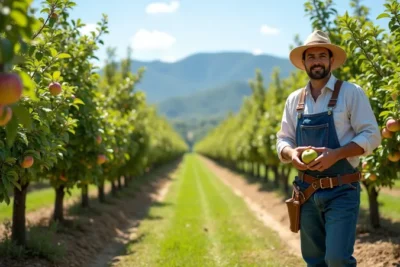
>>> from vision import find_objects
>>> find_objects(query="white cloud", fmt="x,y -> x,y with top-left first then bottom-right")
131,29 -> 176,50
260,25 -> 279,35
252,49 -> 263,56
79,23 -> 98,36
146,1 -> 180,14
161,56 -> 177,63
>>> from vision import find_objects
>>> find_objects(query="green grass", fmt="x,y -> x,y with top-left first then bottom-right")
115,154 -> 301,267
360,188 -> 400,220
0,184 -> 97,222
394,179 -> 400,189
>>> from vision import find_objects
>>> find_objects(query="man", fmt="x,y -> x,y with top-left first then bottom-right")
276,30 -> 381,267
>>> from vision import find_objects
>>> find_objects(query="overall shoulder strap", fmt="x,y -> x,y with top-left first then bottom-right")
296,87 -> 307,112
328,80 -> 343,108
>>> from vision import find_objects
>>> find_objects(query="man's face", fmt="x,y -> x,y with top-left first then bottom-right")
302,47 -> 333,80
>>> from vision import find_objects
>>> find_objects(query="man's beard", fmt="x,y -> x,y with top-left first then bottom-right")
306,63 -> 331,80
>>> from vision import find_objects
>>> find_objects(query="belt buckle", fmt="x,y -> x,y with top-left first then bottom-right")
320,177 -> 334,189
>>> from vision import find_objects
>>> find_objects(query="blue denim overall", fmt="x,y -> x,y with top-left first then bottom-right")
294,81 -> 360,267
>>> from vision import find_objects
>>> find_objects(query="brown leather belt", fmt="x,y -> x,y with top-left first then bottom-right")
294,171 -> 362,205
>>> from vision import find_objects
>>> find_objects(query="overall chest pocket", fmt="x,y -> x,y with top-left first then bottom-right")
300,123 -> 329,148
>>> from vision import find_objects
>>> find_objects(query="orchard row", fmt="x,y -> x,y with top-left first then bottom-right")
0,0 -> 188,247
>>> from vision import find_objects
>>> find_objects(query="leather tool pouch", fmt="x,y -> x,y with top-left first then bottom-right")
285,183 -> 302,233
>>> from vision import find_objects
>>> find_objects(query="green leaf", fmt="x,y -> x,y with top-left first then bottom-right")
50,48 -> 58,57
4,194 -> 10,205
379,110 -> 392,117
5,157 -> 17,165
5,114 -> 19,147
10,10 -> 28,27
53,71 -> 61,80
19,71 -> 38,101
41,108 -> 52,113
57,53 -> 71,59
35,51 -> 43,61
0,38 -> 14,63
10,180 -> 22,191
73,98 -> 85,105
7,171 -> 19,182
12,105 -> 32,129
376,13 -> 391,19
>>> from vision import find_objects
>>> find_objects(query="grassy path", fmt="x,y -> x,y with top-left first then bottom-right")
114,154 -> 300,267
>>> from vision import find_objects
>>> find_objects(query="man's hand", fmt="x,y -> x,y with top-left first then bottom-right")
307,147 -> 339,171
285,146 -> 311,171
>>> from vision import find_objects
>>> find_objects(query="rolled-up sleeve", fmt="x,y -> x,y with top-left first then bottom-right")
276,98 -> 297,163
348,85 -> 381,156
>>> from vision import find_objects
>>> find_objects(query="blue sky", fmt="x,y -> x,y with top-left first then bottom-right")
32,0 -> 388,65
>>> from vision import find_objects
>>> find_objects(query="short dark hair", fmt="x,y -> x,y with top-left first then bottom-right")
302,48 -> 333,60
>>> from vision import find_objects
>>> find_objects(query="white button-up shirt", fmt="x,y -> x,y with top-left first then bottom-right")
276,74 -> 381,168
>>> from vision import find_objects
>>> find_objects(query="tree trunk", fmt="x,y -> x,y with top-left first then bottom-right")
111,180 -> 117,197
98,182 -> 105,203
253,162 -> 257,177
280,165 -> 290,195
272,165 -> 279,189
124,176 -> 129,188
81,184 -> 89,208
264,164 -> 269,182
364,182 -> 380,228
12,182 -> 30,246
117,176 -> 122,190
53,185 -> 65,222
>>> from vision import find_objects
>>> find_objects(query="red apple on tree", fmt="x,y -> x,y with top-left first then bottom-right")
21,156 -> 34,168
386,118 -> 400,132
97,154 -> 106,165
0,73 -> 23,105
0,106 -> 12,126
49,82 -> 62,96
96,135 -> 102,145
369,174 -> 377,181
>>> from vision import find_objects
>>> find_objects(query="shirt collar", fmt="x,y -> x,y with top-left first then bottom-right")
305,74 -> 337,94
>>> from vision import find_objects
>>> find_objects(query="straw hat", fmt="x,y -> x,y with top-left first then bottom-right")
289,30 -> 347,71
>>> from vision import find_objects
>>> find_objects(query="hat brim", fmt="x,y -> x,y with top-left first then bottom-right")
289,43 -> 347,71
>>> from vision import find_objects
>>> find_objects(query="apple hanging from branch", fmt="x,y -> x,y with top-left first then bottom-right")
0,105 -> 12,126
20,156 -> 34,169
0,73 -> 23,105
49,82 -> 62,96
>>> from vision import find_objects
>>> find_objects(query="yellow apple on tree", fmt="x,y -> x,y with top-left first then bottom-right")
388,152 -> 400,162
301,149 -> 318,164
382,127 -> 393,139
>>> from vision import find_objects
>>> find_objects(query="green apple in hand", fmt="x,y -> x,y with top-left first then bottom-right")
301,149 -> 318,164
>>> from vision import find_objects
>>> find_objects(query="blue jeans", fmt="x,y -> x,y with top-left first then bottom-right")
295,177 -> 360,267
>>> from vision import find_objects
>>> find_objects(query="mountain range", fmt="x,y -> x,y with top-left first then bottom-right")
131,52 -> 295,104
128,51 -> 295,146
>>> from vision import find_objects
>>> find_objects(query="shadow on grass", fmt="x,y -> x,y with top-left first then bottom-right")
1,157 -> 183,267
